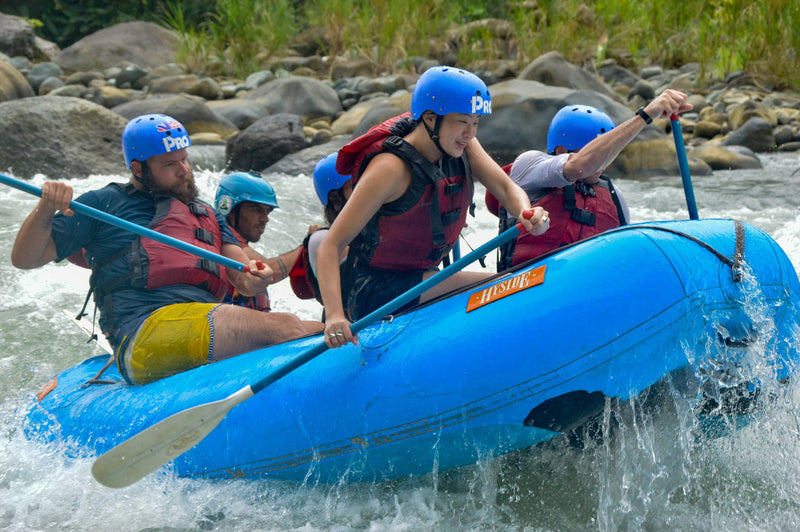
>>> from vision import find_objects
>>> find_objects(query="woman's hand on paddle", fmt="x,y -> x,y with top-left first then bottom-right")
324,313 -> 357,348
40,181 -> 75,217
518,206 -> 550,236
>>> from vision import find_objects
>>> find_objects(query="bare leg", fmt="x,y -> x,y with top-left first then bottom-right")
419,270 -> 491,303
209,305 -> 323,361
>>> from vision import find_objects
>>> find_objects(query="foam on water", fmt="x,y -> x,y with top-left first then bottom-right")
1,153 -> 800,530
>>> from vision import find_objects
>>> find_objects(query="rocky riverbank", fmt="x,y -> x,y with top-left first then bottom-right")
1,16 -> 799,181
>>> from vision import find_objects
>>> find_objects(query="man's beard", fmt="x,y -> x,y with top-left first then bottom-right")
142,164 -> 199,204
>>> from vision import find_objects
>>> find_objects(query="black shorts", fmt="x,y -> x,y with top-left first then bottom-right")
347,267 -> 426,321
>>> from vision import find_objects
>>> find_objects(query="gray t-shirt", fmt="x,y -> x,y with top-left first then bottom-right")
508,150 -> 630,223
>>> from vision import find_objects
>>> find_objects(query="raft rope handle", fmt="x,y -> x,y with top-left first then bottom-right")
78,219 -> 746,388
81,355 -> 121,388
628,220 -> 745,283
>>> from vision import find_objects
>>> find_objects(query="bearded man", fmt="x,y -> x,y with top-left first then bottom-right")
11,114 -> 322,385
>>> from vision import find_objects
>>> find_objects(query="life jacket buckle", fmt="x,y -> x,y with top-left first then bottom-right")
188,203 -> 209,216
194,228 -> 215,245
382,135 -> 404,149
570,208 -> 596,226
574,182 -> 596,197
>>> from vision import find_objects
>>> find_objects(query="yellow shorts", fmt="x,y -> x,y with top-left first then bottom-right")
116,303 -> 219,385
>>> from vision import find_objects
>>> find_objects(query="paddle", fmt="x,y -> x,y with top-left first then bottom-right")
0,173 -> 250,272
90,210 -> 537,488
669,114 -> 699,220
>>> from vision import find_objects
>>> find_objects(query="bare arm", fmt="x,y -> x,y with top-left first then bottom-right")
466,138 -> 548,234
222,243 -> 273,297
564,89 -> 693,182
11,181 -> 75,269
317,153 -> 410,347
259,225 -> 321,283
235,223 -> 320,284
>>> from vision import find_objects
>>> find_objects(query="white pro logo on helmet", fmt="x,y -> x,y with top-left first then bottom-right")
162,134 -> 191,152
217,195 -> 234,215
471,94 -> 491,114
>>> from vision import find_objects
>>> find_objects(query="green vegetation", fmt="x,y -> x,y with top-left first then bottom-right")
3,0 -> 798,90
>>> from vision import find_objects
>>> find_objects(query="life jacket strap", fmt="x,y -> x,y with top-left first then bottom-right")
194,227 -> 215,245
570,208 -> 596,226
188,202 -> 209,216
196,258 -> 221,276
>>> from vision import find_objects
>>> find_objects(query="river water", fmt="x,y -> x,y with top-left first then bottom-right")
1,152 -> 800,531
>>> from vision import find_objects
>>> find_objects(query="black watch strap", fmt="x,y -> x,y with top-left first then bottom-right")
636,107 -> 653,124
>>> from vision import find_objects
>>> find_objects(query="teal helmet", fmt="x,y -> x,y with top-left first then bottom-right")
215,172 -> 279,216
122,113 -> 192,168
410,66 -> 491,119
313,152 -> 350,206
547,105 -> 616,154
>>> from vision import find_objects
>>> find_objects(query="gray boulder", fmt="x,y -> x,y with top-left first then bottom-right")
149,74 -> 223,100
352,105 -> 407,137
264,137 -> 350,176
207,99 -> 270,130
689,143 -> 762,170
477,79 -> 656,165
519,52 -> 623,104
613,137 -> 713,177
0,60 -> 34,101
226,114 -> 307,172
598,61 -> 642,88
33,36 -> 60,63
56,21 -> 178,72
0,14 -> 35,59
721,117 -> 776,152
245,77 -> 343,119
0,96 -> 127,179
26,61 -> 63,92
111,93 -> 238,140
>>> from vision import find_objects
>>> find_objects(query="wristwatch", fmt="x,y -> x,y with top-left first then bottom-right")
635,107 -> 653,124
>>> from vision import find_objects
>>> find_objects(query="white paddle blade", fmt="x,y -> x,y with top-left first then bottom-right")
62,309 -> 114,353
91,385 -> 255,488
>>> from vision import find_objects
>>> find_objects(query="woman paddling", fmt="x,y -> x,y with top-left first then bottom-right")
316,66 -> 549,348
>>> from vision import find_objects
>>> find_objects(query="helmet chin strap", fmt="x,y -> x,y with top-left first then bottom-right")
423,113 -> 446,156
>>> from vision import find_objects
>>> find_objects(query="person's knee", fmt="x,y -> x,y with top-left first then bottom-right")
270,312 -> 312,340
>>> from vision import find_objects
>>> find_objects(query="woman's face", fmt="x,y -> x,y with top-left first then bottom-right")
435,113 -> 481,157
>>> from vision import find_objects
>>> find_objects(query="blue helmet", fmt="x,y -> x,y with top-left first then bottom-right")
410,66 -> 492,119
122,113 -> 192,168
546,105 -> 616,154
215,172 -> 279,216
313,152 -> 350,206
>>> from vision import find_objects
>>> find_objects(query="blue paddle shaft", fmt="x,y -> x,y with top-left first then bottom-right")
251,219 -> 527,394
670,116 -> 699,220
0,173 -> 247,272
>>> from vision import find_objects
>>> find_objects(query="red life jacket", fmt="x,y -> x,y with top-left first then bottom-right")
223,226 -> 271,312
289,230 -> 351,309
510,179 -> 624,264
91,194 -> 229,303
337,112 -> 473,271
337,112 -> 413,179
488,165 -> 625,271
289,237 -> 318,301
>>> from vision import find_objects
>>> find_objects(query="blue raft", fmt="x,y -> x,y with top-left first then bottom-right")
24,219 -> 800,483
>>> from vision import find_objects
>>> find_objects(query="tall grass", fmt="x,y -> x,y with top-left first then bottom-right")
301,0 -> 455,71
163,0 -> 800,90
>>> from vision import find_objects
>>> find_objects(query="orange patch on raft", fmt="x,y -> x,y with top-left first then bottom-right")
36,377 -> 58,402
466,265 -> 547,312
